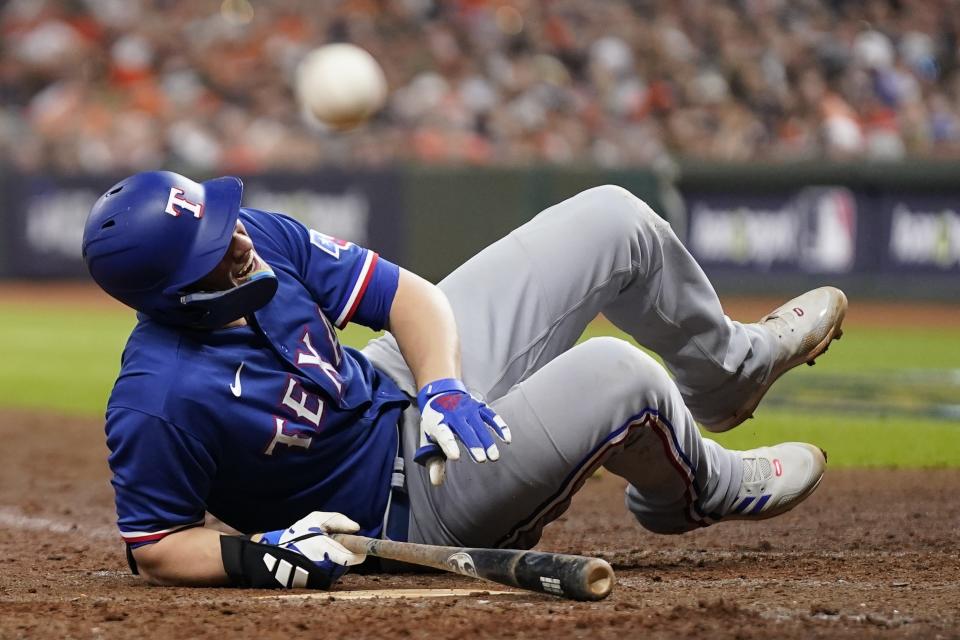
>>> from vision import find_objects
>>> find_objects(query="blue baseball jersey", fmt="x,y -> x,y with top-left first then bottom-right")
105,208 -> 409,548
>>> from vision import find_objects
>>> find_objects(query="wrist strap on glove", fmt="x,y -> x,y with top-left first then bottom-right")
417,378 -> 467,412
220,535 -> 334,590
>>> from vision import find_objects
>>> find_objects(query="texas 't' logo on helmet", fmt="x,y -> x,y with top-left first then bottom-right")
165,187 -> 205,219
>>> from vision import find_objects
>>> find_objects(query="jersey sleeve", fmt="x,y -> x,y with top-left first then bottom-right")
246,210 -> 400,330
106,408 -> 215,548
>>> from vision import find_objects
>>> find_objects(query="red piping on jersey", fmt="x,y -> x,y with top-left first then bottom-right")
119,519 -> 205,545
337,252 -> 379,329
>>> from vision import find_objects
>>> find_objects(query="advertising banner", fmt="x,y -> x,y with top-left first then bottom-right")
881,194 -> 960,274
683,187 -> 865,275
2,170 -> 405,278
4,173 -> 109,278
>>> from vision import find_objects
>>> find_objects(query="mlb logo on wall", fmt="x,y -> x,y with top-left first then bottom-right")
795,187 -> 857,273
685,187 -> 857,274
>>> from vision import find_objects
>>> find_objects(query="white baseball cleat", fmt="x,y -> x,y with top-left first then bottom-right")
703,286 -> 847,433
724,442 -> 826,521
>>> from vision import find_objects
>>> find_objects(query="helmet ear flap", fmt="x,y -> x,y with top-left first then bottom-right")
178,270 -> 279,329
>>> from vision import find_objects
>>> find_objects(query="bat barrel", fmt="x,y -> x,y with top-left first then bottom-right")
504,550 -> 614,601
583,558 -> 615,600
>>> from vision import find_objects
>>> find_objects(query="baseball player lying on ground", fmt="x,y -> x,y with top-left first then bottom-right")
81,172 -> 846,589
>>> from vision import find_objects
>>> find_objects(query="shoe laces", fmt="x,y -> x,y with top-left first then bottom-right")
741,455 -> 773,483
760,312 -> 792,339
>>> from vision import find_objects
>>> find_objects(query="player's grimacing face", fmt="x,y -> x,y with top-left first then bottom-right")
188,220 -> 266,293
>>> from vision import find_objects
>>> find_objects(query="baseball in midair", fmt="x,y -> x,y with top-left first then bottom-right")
295,43 -> 388,131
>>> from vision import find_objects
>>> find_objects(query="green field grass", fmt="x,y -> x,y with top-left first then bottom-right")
0,303 -> 957,467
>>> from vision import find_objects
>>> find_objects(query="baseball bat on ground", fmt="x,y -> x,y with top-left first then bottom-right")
331,534 -> 614,601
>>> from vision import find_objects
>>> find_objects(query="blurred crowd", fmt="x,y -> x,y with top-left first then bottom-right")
3,0 -> 960,173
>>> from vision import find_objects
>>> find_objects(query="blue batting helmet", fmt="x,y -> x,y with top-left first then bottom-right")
81,170 -> 277,329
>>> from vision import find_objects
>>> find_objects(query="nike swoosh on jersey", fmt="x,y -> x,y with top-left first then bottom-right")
230,362 -> 245,398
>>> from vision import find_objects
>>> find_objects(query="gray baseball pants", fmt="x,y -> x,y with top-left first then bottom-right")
363,185 -> 778,548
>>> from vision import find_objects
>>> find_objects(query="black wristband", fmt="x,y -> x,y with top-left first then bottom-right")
220,535 -> 333,589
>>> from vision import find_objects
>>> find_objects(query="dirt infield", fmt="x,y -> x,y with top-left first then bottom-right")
0,408 -> 957,639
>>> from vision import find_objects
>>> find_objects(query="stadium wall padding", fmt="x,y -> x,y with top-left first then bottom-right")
0,164 -> 956,301
401,166 -> 665,282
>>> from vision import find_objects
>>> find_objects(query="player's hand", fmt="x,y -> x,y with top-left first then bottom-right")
413,378 -> 511,486
259,511 -> 367,584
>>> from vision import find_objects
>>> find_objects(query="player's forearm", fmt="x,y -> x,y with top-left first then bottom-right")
389,268 -> 461,388
131,526 -> 230,587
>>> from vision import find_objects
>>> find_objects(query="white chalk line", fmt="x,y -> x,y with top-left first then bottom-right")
620,575 -> 959,591
607,548 -> 959,564
0,506 -> 116,540
264,588 -> 523,602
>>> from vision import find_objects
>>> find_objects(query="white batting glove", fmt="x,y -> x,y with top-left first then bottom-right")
260,511 -> 367,569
